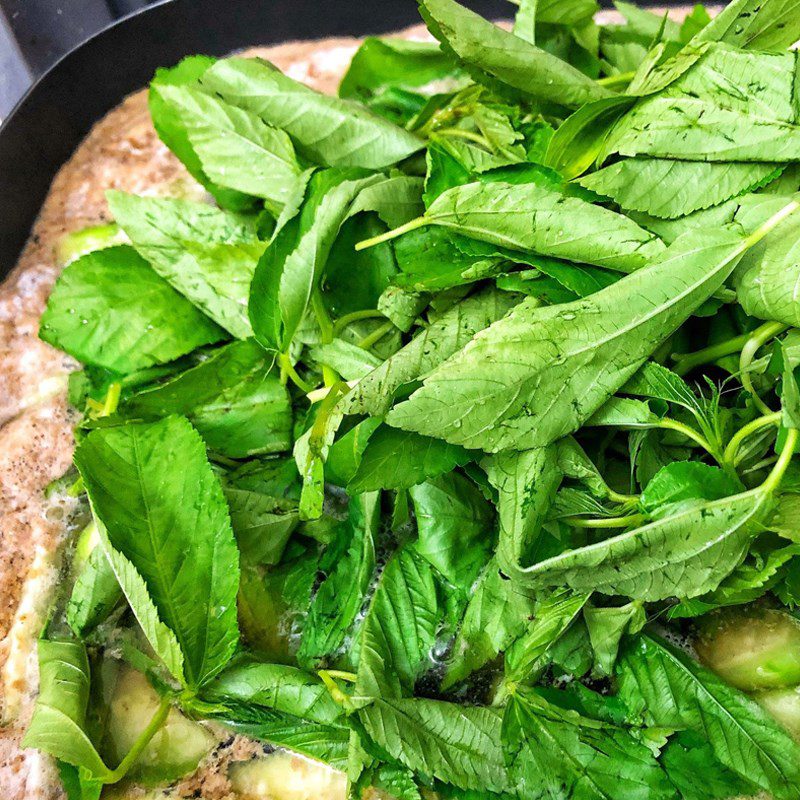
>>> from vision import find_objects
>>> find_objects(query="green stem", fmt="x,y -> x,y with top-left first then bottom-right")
672,333 -> 751,376
597,70 -> 636,87
657,418 -> 715,454
106,697 -> 170,783
324,669 -> 357,683
723,411 -> 782,467
358,321 -> 395,350
740,321 -> 789,415
100,381 -> 122,417
67,476 -> 85,497
435,127 -> 490,147
355,217 -> 428,251
318,670 -> 351,707
565,513 -> 646,529
311,291 -> 338,387
278,353 -> 315,394
762,427 -> 799,495
607,488 -> 639,505
332,309 -> 386,337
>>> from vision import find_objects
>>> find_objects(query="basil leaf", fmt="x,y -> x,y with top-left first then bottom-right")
409,472 -> 493,591
75,417 -> 240,689
341,286 -> 520,418
120,339 -> 292,458
297,492 -> 378,667
359,697 -> 512,794
205,661 -> 342,724
618,633 -> 800,799
201,57 -> 424,169
39,246 -> 224,374
349,426 -> 472,492
525,488 -> 771,601
156,85 -> 302,215
356,546 -> 440,698
107,192 -> 265,338
387,227 -> 748,452
22,640 -> 112,780
149,55 -> 254,211
412,181 -> 665,274
419,0 -> 612,109
502,686 -> 674,800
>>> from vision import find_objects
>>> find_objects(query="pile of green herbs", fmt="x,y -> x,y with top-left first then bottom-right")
25,0 -> 800,797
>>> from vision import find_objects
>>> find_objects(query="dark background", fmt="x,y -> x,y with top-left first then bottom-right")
0,0 -> 160,117
0,0 -> 676,120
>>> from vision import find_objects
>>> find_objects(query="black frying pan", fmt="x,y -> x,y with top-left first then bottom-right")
0,0 -> 650,274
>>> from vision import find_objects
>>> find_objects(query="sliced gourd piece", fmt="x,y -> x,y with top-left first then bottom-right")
695,607 -> 800,691
755,686 -> 800,741
104,667 -> 215,784
229,750 -> 347,800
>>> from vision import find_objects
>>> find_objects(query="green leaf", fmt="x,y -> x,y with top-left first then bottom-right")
107,192 -> 265,338
249,169 -> 383,352
502,686 -> 674,800
580,158 -> 780,220
639,462 -> 740,518
200,57 -> 424,169
67,545 -> 123,636
386,226 -> 749,452
209,702 -> 351,769
339,37 -> 457,100
120,339 -> 291,458
356,546 -> 440,698
359,697 -> 512,793
22,640 -> 112,780
618,633 -> 800,799
692,0 -> 800,51
734,194 -> 800,328
222,461 -> 300,566
524,488 -> 770,601
419,0 -> 612,109
341,286 -> 519,418
155,85 -> 302,214
349,426 -> 472,493
486,446 -> 562,575
583,602 -> 645,677
297,493 -> 378,667
606,46 -> 800,162
407,181 -> 665,274
39,246 -> 224,374
505,589 -> 588,682
205,660 -> 342,724
660,731 -> 757,800
443,557 -> 537,688
311,339 -> 382,382
75,417 -> 240,688
409,472 -> 494,590
670,539 -> 800,618
149,56 -> 253,211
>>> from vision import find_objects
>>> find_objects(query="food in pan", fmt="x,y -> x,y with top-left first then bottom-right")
4,0 -> 800,798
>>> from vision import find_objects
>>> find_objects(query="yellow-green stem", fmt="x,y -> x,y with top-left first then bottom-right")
672,333 -> 751,376
355,217 -> 428,251
723,411 -> 782,467
100,382 -> 122,417
657,418 -> 715,454
278,353 -> 315,394
565,513 -> 646,529
597,70 -> 636,87
358,321 -> 395,350
739,321 -> 789,415
762,427 -> 799,495
106,697 -> 170,783
332,309 -> 386,337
